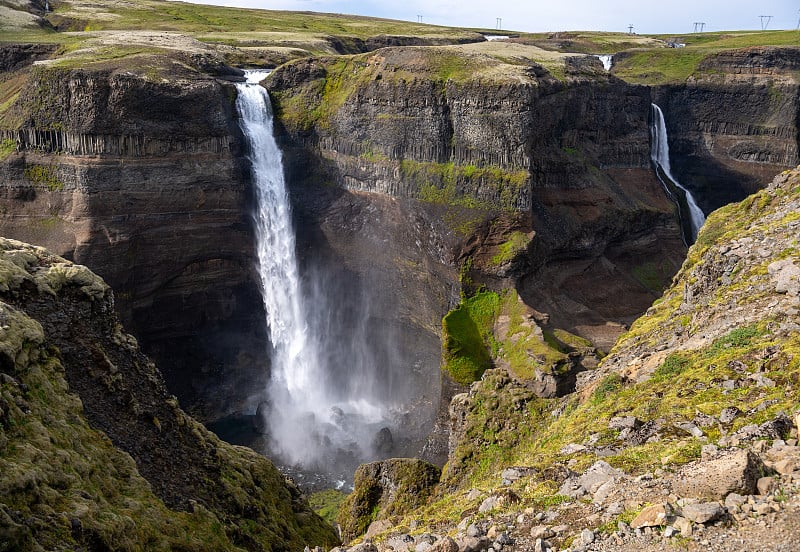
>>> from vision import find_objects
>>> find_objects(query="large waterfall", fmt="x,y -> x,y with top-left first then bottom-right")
650,104 -> 706,243
236,71 -> 394,478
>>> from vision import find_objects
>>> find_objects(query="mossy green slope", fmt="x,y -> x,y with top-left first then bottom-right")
0,237 -> 339,551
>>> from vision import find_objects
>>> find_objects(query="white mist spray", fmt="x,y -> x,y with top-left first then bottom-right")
650,103 -> 706,242
236,71 -> 390,473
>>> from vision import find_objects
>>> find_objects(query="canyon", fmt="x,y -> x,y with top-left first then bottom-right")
1,1 -> 800,548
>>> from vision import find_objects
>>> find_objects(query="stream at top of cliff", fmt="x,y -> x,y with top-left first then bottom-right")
234,70 -> 422,486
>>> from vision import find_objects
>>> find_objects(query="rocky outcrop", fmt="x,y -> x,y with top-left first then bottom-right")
0,57 -> 264,420
337,458 -> 441,542
655,46 -> 800,212
0,237 -> 338,550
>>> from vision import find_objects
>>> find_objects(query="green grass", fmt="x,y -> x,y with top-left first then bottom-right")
0,138 -> 15,161
612,29 -> 800,85
309,489 -> 346,526
23,164 -> 64,191
612,49 -> 707,85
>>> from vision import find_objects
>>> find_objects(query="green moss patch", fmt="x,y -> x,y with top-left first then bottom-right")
490,231 -> 530,266
442,290 -> 500,384
23,164 -> 63,191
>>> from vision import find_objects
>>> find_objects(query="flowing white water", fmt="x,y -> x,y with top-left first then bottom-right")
236,71 -> 392,473
650,104 -> 706,242
596,54 -> 613,71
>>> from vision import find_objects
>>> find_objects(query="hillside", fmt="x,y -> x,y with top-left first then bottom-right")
334,167 -> 800,551
0,237 -> 338,551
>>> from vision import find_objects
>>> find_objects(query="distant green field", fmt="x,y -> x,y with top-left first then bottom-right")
612,29 -> 800,84
1,0 -> 798,84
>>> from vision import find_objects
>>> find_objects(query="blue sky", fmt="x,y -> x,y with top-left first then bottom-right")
187,0 -> 799,34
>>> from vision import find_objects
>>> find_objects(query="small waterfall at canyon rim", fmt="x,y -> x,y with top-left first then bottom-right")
650,104 -> 706,243
236,71 -> 397,480
596,54 -> 613,71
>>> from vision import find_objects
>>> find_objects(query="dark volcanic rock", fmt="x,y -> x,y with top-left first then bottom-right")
0,61 -> 264,420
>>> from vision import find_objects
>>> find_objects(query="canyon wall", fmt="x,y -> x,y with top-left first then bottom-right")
654,46 -> 800,212
0,55 -> 264,420
0,44 -> 797,433
266,49 -> 687,351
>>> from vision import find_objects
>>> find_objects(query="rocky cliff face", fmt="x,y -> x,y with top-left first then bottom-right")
329,167 -> 800,552
0,50 -> 264,420
655,46 -> 800,212
266,46 -> 686,354
0,237 -> 338,550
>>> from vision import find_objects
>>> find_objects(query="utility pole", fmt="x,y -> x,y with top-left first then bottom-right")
760,15 -> 772,30
417,14 -> 422,23
628,24 -> 634,34
496,17 -> 502,30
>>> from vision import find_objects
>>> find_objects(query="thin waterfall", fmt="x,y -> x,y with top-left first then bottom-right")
235,71 -> 390,476
650,104 -> 706,243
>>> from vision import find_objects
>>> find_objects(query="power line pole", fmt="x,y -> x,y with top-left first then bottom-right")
417,14 -> 422,23
628,24 -> 634,34
760,15 -> 772,30
496,17 -> 502,30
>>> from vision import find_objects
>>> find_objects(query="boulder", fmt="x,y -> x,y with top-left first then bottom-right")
681,502 -> 725,524
559,460 -> 622,500
456,536 -> 491,552
364,519 -> 393,540
757,476 -> 776,495
672,449 -> 765,500
630,504 -> 671,529
428,536 -> 458,552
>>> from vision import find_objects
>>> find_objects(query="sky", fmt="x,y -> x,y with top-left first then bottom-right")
189,0 -> 800,34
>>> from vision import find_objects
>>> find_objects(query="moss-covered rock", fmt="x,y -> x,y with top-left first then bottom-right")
0,237 -> 339,551
337,458 -> 441,542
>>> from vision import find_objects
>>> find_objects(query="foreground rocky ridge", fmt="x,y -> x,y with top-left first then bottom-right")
0,237 -> 338,550
332,167 -> 800,551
